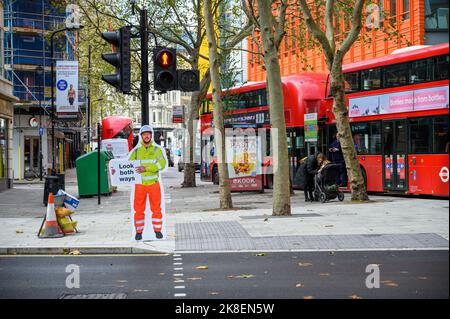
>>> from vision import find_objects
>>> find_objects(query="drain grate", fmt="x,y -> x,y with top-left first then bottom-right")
60,293 -> 127,299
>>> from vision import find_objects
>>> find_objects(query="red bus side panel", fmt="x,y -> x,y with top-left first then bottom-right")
358,155 -> 384,192
408,154 -> 449,196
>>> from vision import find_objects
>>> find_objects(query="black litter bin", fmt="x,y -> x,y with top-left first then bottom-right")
56,173 -> 65,191
43,176 -> 59,206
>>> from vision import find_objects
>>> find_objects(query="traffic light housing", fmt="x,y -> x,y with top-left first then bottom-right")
153,47 -> 177,92
101,26 -> 131,94
177,69 -> 200,92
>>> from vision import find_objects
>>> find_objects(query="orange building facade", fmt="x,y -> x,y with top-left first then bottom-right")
248,0 -> 449,82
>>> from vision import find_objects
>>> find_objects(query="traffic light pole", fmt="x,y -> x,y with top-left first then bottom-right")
140,8 -> 149,126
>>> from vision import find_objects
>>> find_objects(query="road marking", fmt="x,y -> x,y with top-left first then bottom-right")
173,253 -> 187,298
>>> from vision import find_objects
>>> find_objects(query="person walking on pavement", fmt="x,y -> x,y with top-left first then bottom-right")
129,125 -> 168,241
304,152 -> 322,202
328,132 -> 348,187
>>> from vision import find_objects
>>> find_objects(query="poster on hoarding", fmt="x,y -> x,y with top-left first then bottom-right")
226,135 -> 263,192
56,61 -> 79,113
304,113 -> 318,142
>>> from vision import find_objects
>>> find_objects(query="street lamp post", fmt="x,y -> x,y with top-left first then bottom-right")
50,25 -> 83,174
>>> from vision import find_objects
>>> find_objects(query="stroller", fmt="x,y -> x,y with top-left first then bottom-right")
314,164 -> 345,203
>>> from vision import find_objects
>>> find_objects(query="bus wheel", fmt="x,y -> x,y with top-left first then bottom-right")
266,174 -> 273,189
213,166 -> 219,185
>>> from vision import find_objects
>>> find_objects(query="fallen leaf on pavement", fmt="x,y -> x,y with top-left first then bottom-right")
298,262 -> 313,267
263,218 -> 269,222
195,265 -> 209,270
15,230 -> 24,234
328,252 -> 335,256
209,292 -> 220,295
133,289 -> 149,292
303,296 -> 314,299
324,225 -> 334,228
319,273 -> 331,276
68,250 -> 81,255
117,280 -> 128,283
254,253 -> 266,257
349,294 -> 363,299
295,283 -> 305,288
187,277 -> 203,281
159,273 -> 165,276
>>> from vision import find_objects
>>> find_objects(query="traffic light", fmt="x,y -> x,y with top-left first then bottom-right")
101,26 -> 131,94
177,69 -> 200,92
153,47 -> 177,92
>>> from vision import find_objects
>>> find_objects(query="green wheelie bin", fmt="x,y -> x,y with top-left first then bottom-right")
76,150 -> 114,197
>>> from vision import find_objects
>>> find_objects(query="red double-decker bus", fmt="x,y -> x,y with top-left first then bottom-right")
200,73 -> 329,187
200,43 -> 449,196
101,116 -> 134,151
331,43 -> 449,196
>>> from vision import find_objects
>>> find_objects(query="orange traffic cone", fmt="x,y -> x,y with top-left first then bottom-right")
39,193 -> 64,238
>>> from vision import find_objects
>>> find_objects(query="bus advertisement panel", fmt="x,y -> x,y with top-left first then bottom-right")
226,134 -> 263,192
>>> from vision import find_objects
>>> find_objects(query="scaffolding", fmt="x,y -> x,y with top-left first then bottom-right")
3,0 -> 76,109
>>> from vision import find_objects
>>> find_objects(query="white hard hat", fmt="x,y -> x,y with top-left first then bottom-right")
140,125 -> 154,135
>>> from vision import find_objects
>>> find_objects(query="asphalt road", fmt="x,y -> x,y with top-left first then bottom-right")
0,250 -> 447,299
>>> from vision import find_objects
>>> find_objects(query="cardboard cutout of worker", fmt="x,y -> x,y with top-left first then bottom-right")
128,125 -> 168,241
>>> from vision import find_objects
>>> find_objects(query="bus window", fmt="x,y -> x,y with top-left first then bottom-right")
384,62 -> 409,87
435,55 -> 449,81
409,117 -> 432,154
433,116 -> 449,153
351,122 -> 370,154
361,68 -> 382,90
344,71 -> 360,93
370,121 -> 382,154
410,59 -> 431,84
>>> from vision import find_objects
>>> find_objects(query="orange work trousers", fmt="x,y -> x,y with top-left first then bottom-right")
133,182 -> 163,234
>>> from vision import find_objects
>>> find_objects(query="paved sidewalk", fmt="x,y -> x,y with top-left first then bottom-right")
0,168 -> 448,254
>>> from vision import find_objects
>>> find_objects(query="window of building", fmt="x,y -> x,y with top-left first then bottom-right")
425,0 -> 449,30
344,72 -> 360,93
433,116 -> 449,153
390,0 -> 397,15
409,117 -> 432,154
384,62 -> 409,87
361,68 -> 382,90
403,0 -> 410,20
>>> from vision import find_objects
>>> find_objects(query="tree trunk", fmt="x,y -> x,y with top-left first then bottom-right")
257,0 -> 291,216
330,72 -> 369,201
182,92 -> 198,188
203,0 -> 233,209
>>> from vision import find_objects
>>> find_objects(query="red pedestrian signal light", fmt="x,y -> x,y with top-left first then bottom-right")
157,50 -> 173,68
153,47 -> 177,91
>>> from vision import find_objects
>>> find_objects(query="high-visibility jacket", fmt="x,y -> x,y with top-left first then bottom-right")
129,141 -> 167,185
